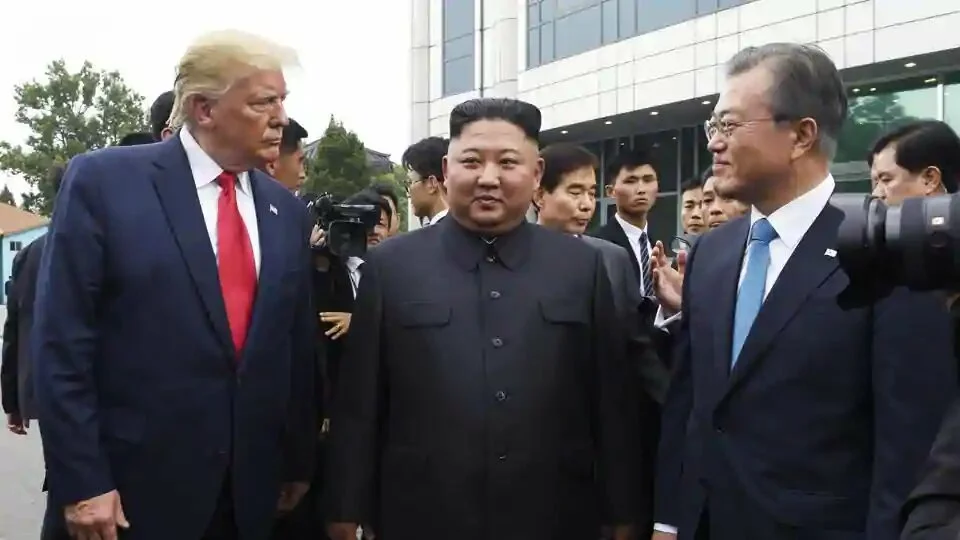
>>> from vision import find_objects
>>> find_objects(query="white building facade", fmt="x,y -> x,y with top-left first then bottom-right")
409,0 -> 960,240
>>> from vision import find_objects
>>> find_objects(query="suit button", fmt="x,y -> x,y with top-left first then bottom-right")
489,290 -> 501,299
485,256 -> 496,263
491,337 -> 503,347
497,453 -> 508,461
495,390 -> 507,402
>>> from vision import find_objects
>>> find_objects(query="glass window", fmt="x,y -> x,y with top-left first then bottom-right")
719,0 -> 755,8
634,130 -> 680,193
637,0 -> 697,34
527,28 -> 541,67
443,0 -> 475,40
557,0 -> 600,15
528,3 -> 540,26
696,128 -> 714,181
443,56 -> 475,96
697,0 -> 718,14
648,194 -> 679,246
541,22 -> 555,64
602,1 -> 618,44
444,35 -> 473,60
943,74 -> 960,134
680,127 -> 696,183
618,0 -> 637,39
554,5 -> 602,60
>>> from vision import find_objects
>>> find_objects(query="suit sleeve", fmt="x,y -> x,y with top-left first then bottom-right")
901,399 -> 960,540
867,288 -> 957,539
592,249 -> 643,525
33,154 -> 114,505
282,208 -> 319,482
0,245 -> 28,414
324,251 -> 385,524
653,237 -> 702,532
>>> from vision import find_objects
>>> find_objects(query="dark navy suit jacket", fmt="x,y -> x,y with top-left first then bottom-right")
32,136 -> 317,540
655,203 -> 956,540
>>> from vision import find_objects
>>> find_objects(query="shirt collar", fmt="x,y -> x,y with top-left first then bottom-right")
180,128 -> 252,194
750,174 -> 835,249
346,256 -> 364,272
614,212 -> 648,238
441,215 -> 532,270
429,208 -> 448,225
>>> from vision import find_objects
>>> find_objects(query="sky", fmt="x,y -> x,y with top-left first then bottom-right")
0,0 -> 411,199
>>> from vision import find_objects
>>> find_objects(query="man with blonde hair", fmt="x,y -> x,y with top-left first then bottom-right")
34,30 -> 317,540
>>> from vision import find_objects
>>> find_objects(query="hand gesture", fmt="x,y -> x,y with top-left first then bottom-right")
321,312 -> 352,340
310,226 -> 326,248
6,412 -> 28,435
64,489 -> 129,540
651,241 -> 686,315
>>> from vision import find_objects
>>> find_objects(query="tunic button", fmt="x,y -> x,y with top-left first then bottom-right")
485,255 -> 496,263
491,337 -> 503,347
495,390 -> 507,402
489,290 -> 501,299
498,453 -> 508,461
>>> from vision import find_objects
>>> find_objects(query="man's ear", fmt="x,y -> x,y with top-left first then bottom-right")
532,186 -> 546,211
264,161 -> 277,176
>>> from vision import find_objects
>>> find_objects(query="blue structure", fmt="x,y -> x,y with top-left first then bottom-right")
0,203 -> 49,304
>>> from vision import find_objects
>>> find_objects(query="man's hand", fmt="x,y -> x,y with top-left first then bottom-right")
651,241 -> 686,314
328,522 -> 360,540
6,412 -> 28,435
651,532 -> 677,540
64,490 -> 129,540
321,312 -> 352,340
310,226 -> 326,248
276,481 -> 310,514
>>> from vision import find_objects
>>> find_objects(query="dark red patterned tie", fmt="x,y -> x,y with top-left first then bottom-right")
216,171 -> 257,356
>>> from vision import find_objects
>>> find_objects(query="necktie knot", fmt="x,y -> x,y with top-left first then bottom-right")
217,171 -> 238,191
750,218 -> 777,244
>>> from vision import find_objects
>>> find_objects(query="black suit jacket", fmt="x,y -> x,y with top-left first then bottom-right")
594,219 -> 643,292
324,218 -> 642,540
655,205 -> 956,540
902,399 -> 960,539
1,233 -> 45,419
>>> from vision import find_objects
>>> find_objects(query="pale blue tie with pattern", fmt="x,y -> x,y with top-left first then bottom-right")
731,218 -> 778,368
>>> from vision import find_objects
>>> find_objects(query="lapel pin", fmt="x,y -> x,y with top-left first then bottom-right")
824,248 -> 837,257
269,204 -> 278,215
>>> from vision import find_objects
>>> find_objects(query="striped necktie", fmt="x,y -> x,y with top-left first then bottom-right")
638,231 -> 654,297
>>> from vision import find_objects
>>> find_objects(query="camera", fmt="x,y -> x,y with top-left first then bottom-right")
304,193 -> 381,259
833,192 -> 958,292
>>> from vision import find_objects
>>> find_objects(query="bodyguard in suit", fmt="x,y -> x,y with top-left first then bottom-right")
653,43 -> 956,540
324,98 -> 642,540
33,30 -> 316,540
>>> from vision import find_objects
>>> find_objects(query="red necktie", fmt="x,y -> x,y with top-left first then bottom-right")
216,171 -> 257,356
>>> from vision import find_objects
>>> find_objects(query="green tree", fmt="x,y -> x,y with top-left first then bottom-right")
0,59 -> 147,215
303,116 -> 373,198
0,185 -> 15,206
374,164 -> 410,232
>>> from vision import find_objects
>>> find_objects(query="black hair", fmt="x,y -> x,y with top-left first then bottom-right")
449,98 -> 541,142
118,132 -> 156,146
344,188 -> 393,223
604,149 -> 655,186
401,136 -> 448,183
369,182 -> 400,210
680,176 -> 703,193
539,143 -> 598,192
281,118 -> 308,155
149,91 -> 175,141
868,119 -> 960,194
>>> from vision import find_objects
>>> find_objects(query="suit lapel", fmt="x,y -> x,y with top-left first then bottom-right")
710,218 -> 750,383
151,138 -> 233,355
720,205 -> 843,400
242,170 -> 284,360
602,220 -> 642,285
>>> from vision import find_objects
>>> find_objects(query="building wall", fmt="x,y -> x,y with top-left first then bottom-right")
412,0 -> 960,139
1,226 -> 47,304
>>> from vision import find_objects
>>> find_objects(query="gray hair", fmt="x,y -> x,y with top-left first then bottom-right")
726,43 -> 848,160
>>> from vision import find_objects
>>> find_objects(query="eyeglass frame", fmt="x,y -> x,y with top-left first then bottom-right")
703,114 -> 794,140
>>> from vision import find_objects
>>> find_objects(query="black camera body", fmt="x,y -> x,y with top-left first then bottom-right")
305,193 -> 380,259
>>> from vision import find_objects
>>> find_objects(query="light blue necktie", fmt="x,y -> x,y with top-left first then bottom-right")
731,218 -> 778,368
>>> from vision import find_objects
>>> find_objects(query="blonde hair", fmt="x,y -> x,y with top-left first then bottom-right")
168,30 -> 299,129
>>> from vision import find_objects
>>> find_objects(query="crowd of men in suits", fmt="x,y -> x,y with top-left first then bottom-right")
7,28 -> 960,540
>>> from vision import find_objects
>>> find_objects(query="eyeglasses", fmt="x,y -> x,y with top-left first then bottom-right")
703,116 -> 787,139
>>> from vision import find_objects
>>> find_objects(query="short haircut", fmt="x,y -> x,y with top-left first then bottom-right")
450,98 -> 541,142
680,176 -> 703,193
118,132 -> 156,146
369,182 -> 399,210
401,136 -> 448,183
539,143 -> 598,193
725,43 -> 848,160
344,188 -> 393,222
604,149 -> 654,186
868,120 -> 960,194
281,118 -> 308,155
700,165 -> 714,185
169,30 -> 299,129
150,91 -> 174,140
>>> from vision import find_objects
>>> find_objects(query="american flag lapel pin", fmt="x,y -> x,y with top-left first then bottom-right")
269,204 -> 278,215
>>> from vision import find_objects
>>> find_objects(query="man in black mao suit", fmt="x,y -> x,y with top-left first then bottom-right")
324,98 -> 642,540
652,43 -> 956,540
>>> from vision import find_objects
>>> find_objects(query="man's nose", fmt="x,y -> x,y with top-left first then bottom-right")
477,164 -> 500,186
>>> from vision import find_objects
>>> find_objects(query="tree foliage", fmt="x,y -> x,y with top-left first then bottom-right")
303,116 -> 374,198
0,185 -> 15,206
0,59 -> 147,214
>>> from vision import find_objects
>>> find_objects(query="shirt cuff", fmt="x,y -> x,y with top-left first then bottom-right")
654,523 -> 678,534
654,306 -> 681,329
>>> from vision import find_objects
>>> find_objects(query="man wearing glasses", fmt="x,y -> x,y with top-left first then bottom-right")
402,136 -> 449,227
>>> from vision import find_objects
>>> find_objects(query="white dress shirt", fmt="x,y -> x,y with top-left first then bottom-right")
346,256 -> 364,298
428,208 -> 448,226
180,129 -> 261,276
653,174 -> 835,535
614,213 -> 653,293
